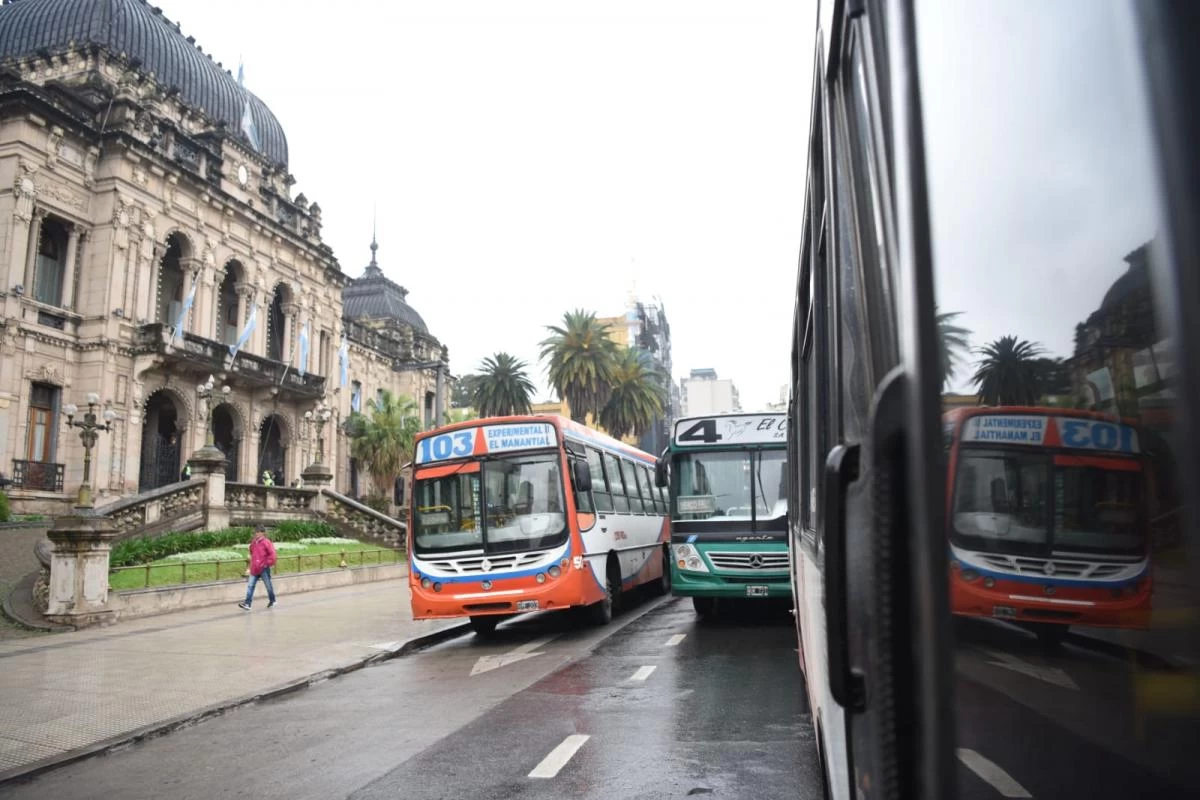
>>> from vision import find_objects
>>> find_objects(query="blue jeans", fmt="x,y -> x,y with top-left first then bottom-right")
245,568 -> 276,606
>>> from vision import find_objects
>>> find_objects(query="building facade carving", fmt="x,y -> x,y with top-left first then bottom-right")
0,0 -> 452,512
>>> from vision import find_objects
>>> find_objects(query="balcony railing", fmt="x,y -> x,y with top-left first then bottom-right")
11,460 -> 64,492
134,323 -> 326,398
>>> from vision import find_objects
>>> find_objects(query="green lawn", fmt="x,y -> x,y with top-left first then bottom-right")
109,542 -> 403,591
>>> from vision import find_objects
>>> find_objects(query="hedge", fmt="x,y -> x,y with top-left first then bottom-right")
110,520 -> 337,567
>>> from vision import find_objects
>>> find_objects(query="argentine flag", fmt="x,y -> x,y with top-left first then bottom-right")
297,319 -> 311,377
228,301 -> 258,361
171,276 -> 198,344
237,62 -> 261,152
338,335 -> 350,388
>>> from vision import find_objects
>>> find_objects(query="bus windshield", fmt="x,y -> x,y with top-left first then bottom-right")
951,449 -> 1144,556
675,450 -> 787,522
413,453 -> 567,555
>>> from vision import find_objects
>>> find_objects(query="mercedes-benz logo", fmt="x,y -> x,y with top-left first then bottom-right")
481,580 -> 493,591
749,554 -> 764,569
480,558 -> 493,573
1043,562 -> 1056,576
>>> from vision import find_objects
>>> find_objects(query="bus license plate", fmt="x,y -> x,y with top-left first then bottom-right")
992,605 -> 1017,619
516,600 -> 539,612
745,585 -> 769,597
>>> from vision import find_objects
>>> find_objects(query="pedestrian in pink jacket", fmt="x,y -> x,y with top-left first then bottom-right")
239,526 -> 277,610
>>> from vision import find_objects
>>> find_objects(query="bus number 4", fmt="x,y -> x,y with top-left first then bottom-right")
679,420 -> 722,443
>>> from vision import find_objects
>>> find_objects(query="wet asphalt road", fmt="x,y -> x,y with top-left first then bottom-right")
0,592 -> 821,800
951,618 -> 1200,798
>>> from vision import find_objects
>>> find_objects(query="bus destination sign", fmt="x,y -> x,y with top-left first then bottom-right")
416,422 -> 557,464
961,414 -> 1139,454
672,414 -> 787,447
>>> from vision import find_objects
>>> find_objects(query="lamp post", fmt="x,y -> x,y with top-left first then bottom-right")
196,374 -> 232,448
305,401 -> 333,465
63,392 -> 117,509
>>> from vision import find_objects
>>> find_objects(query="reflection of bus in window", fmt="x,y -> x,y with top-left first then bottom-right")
944,406 -> 1151,642
657,413 -> 790,616
408,415 -> 670,636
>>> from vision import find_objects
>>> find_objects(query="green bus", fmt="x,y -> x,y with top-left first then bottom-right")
655,412 -> 790,615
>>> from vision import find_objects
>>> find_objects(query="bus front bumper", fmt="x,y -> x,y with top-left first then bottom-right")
950,572 -> 1152,629
410,566 -> 594,620
671,568 -> 792,599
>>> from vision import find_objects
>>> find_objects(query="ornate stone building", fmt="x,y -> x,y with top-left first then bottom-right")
0,0 -> 449,513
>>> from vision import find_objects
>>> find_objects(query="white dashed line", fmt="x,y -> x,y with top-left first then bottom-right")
529,734 -> 590,778
665,634 -> 686,647
629,665 -> 657,681
957,748 -> 1033,798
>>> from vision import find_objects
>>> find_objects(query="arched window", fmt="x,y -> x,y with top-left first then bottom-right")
156,234 -> 188,325
218,263 -> 241,344
266,285 -> 287,362
34,219 -> 68,306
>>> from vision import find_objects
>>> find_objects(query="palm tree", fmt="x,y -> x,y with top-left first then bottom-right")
539,310 -> 620,423
936,306 -> 971,390
347,390 -> 422,499
473,352 -> 535,417
971,335 -> 1045,406
599,347 -> 666,440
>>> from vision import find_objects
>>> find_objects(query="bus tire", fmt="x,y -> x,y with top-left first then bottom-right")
587,557 -> 620,625
469,615 -> 500,637
650,546 -> 671,596
693,596 -> 716,618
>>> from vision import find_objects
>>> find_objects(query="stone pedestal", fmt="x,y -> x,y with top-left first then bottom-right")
189,445 -> 229,531
302,462 -> 333,512
45,514 -> 119,628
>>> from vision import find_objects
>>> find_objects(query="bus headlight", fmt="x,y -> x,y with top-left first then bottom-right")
536,573 -> 547,584
421,577 -> 432,589
433,582 -> 443,592
548,565 -> 562,579
960,569 -> 979,583
673,546 -> 709,573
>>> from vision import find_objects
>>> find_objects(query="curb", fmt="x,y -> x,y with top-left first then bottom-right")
1,572 -> 74,633
0,620 -> 472,788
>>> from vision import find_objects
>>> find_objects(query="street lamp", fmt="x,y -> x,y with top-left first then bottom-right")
304,401 -> 333,465
196,374 -> 232,447
63,392 -> 117,508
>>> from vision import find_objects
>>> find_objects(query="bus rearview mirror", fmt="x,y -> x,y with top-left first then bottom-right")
655,456 -> 668,488
394,476 -> 406,507
572,460 -> 593,493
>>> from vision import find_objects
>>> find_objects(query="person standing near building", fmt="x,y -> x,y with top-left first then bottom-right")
239,526 -> 277,610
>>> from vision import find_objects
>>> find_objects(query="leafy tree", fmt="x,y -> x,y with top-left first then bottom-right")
539,309 -> 620,423
451,374 -> 482,409
473,352 -> 535,417
347,390 -> 422,499
971,335 -> 1045,406
600,348 -> 666,440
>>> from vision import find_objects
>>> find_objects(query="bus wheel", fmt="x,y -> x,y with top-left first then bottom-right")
650,546 -> 671,596
469,615 -> 500,637
587,557 -> 620,625
1031,622 -> 1069,647
693,597 -> 716,618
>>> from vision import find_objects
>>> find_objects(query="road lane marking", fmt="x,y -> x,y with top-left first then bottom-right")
529,734 -> 590,778
956,748 -> 1032,798
983,649 -> 1078,691
665,634 -> 686,646
629,665 -> 657,681
471,634 -> 559,676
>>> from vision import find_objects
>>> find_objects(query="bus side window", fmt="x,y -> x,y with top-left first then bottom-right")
622,459 -> 646,513
604,453 -> 630,512
639,465 -> 658,513
588,448 -> 612,512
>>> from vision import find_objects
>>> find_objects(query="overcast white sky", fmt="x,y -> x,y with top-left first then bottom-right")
161,0 -> 817,409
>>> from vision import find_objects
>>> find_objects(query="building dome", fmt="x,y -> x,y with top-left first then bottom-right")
0,0 -> 289,166
342,236 -> 429,334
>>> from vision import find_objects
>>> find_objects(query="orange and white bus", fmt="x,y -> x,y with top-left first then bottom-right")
405,415 -> 671,636
944,406 -> 1152,643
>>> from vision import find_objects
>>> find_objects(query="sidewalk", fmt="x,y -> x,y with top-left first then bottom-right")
0,577 -> 468,786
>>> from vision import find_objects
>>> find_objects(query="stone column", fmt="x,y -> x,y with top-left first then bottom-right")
44,514 -> 119,628
188,444 -> 230,530
23,209 -> 45,294
61,226 -> 80,309
281,302 -> 297,365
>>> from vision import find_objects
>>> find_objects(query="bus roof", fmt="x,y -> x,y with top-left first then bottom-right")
415,414 -> 656,465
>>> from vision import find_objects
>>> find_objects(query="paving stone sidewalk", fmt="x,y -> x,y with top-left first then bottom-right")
0,578 -> 466,785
